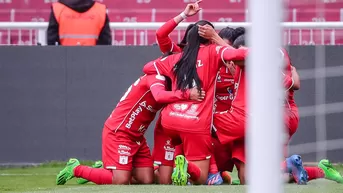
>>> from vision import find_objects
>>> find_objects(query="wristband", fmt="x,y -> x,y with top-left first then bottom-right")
180,12 -> 187,19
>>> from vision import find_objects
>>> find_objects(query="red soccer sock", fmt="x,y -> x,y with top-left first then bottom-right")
304,166 -> 325,181
188,162 -> 201,182
74,165 -> 113,185
209,156 -> 218,174
281,160 -> 287,172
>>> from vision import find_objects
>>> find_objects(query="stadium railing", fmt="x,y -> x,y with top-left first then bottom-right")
0,22 -> 343,45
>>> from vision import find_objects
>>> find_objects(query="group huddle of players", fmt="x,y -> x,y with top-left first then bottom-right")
55,0 -> 343,186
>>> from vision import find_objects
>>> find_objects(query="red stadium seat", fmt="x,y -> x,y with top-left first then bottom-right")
202,9 -> 246,22
101,0 -> 186,9
294,8 -> 341,22
200,0 -> 246,10
108,9 -> 152,22
13,9 -> 50,21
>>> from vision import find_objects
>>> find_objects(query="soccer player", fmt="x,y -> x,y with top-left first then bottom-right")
198,25 -> 246,184
55,58 -> 205,185
153,1 -> 238,185
281,49 -> 343,184
143,20 -> 247,185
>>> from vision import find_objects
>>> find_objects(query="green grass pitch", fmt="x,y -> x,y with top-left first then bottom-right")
0,161 -> 342,193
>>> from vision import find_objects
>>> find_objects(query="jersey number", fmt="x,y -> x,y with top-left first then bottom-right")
119,78 -> 141,102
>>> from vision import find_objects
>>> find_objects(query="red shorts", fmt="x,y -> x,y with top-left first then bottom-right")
285,108 -> 299,139
164,128 -> 213,161
232,139 -> 245,163
213,109 -> 246,144
102,126 -> 153,171
212,137 -> 234,172
152,117 -> 175,167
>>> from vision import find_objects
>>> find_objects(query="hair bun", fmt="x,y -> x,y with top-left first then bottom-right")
232,27 -> 246,41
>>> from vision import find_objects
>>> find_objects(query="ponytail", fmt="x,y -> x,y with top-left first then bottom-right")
173,20 -> 214,93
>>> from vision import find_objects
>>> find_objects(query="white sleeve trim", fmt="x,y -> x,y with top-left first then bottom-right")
153,62 -> 161,76
170,42 -> 175,52
282,72 -> 294,91
220,47 -> 230,64
150,83 -> 165,89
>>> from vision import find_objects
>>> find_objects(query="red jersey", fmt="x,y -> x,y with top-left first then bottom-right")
280,48 -> 297,110
230,64 -> 246,117
156,19 -> 235,112
143,45 -> 247,134
105,74 -> 190,139
215,66 -> 235,112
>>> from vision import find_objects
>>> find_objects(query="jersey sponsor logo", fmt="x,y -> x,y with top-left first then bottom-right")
186,104 -> 199,115
223,78 -> 234,83
164,139 -> 175,161
125,101 -> 157,129
126,105 -> 143,129
118,150 -> 131,156
216,95 -> 229,101
169,112 -> 199,120
140,101 -> 157,113
118,145 -> 131,151
119,156 -> 128,165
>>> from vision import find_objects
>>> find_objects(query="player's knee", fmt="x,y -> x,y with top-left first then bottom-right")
112,173 -> 131,185
158,175 -> 172,184
140,175 -> 154,184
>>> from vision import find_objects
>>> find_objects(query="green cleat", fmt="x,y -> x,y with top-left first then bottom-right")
56,158 -> 80,185
76,160 -> 103,184
318,159 -> 343,184
231,179 -> 241,185
171,155 -> 189,186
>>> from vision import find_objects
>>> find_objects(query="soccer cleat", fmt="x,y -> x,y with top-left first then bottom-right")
76,160 -> 103,184
56,158 -> 80,185
318,159 -> 343,184
206,172 -> 223,185
286,155 -> 308,185
221,171 -> 232,184
231,179 -> 241,185
171,155 -> 189,186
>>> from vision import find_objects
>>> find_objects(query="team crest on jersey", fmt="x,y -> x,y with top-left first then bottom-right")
217,75 -> 222,82
227,88 -> 233,94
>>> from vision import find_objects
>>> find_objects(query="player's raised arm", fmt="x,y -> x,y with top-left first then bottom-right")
147,75 -> 205,103
156,0 -> 202,53
198,24 -> 232,47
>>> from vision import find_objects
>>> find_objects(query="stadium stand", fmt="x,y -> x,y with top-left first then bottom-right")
0,0 -> 342,45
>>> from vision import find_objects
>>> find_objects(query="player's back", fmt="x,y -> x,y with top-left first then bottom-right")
160,44 -> 224,134
105,75 -> 163,139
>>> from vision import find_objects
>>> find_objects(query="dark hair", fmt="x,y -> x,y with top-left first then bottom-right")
233,34 -> 245,48
219,26 -> 245,44
177,24 -> 195,49
173,20 -> 214,93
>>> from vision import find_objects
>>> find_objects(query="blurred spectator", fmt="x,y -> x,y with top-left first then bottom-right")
47,0 -> 112,46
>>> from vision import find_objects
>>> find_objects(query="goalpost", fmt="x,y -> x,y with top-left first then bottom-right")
247,0 -> 284,193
